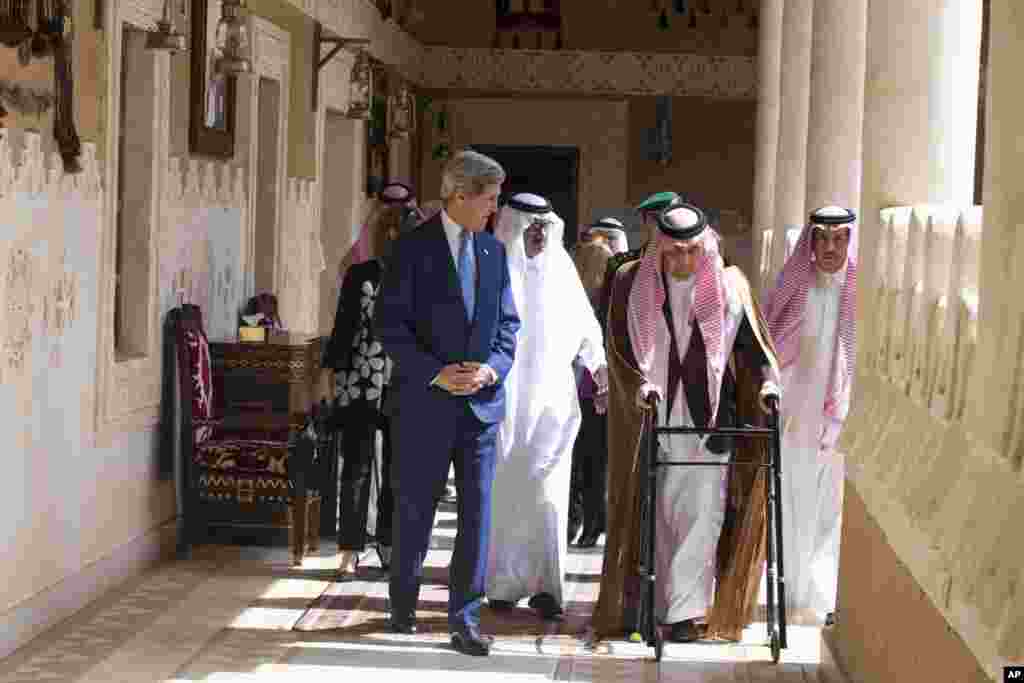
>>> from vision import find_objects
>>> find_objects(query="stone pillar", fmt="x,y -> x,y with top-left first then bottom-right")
752,0 -> 784,293
854,0 -> 981,353
769,0 -> 814,280
970,0 -> 1024,447
804,0 -> 867,214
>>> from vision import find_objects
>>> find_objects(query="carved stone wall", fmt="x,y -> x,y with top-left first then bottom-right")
160,157 -> 248,341
834,204 -> 1023,679
0,108 -> 247,657
278,177 -> 325,333
0,132 -> 100,387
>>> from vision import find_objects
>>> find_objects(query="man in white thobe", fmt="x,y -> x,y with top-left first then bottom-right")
592,204 -> 780,643
763,205 -> 858,624
486,193 -> 608,620
637,206 -> 779,642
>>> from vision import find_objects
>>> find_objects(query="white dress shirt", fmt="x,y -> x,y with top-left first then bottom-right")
441,209 -> 473,268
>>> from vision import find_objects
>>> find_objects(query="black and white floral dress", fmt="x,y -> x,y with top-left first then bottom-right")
336,278 -> 392,408
326,259 -> 392,417
325,258 -> 395,552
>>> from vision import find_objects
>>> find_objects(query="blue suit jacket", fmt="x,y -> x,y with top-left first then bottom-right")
374,214 -> 520,426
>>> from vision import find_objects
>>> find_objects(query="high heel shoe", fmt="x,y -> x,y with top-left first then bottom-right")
337,549 -> 359,576
375,544 -> 392,571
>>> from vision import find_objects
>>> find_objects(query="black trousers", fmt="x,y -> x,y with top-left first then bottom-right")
337,411 -> 394,551
570,397 -> 608,534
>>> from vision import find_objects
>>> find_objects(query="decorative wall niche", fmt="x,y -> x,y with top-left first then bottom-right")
244,14 -> 290,302
94,0 -> 170,446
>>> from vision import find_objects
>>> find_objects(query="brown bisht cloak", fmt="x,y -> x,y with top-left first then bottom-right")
591,259 -> 779,642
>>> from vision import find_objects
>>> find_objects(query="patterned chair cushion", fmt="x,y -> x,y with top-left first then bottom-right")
194,439 -> 320,504
183,329 -> 215,443
195,439 -> 289,475
197,470 -> 293,504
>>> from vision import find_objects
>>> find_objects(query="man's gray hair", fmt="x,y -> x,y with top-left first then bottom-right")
440,150 -> 506,200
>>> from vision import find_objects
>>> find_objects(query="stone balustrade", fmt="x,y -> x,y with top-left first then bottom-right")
868,205 -> 981,423
836,203 -> 1022,681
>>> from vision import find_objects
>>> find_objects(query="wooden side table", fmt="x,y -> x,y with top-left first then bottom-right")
210,332 -> 337,539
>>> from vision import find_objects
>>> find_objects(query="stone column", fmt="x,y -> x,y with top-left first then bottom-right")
970,0 -> 1024,447
853,0 -> 982,353
803,0 -> 867,214
769,0 -> 814,281
752,0 -> 785,293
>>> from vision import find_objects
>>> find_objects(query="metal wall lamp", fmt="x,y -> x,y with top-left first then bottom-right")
311,21 -> 371,114
145,0 -> 187,53
214,0 -> 251,75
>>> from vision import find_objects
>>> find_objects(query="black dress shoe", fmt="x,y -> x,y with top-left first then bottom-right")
667,619 -> 707,643
390,615 -> 417,634
528,592 -> 564,621
451,627 -> 491,656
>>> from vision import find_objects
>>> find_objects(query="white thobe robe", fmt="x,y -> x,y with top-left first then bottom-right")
779,266 -> 847,617
652,275 -> 745,624
486,253 -> 606,606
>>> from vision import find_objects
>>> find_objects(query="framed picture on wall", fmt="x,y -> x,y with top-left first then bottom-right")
189,0 -> 236,159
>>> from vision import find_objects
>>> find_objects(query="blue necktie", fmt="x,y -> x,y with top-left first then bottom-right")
458,229 -> 475,320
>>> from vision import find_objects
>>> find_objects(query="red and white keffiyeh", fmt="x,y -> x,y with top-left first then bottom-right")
764,222 -> 858,420
627,228 -> 728,422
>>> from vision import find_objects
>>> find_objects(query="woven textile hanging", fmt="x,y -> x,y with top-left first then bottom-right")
0,0 -> 80,172
50,0 -> 80,172
0,0 -> 34,47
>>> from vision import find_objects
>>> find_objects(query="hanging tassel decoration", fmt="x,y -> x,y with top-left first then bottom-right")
52,0 -> 81,173
688,8 -> 697,28
674,0 -> 687,14
658,8 -> 669,30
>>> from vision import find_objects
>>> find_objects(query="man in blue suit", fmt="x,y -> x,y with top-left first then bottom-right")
374,150 -> 520,656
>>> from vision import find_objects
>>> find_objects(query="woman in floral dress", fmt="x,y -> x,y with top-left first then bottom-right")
325,205 -> 404,575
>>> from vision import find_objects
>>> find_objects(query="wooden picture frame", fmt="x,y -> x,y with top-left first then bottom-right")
189,0 -> 236,159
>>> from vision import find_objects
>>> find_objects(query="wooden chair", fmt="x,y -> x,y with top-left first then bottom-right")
166,304 -> 322,565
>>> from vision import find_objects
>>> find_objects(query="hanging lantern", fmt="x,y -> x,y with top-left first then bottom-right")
145,0 -> 187,53
346,48 -> 373,120
388,80 -> 414,139
214,0 -> 251,75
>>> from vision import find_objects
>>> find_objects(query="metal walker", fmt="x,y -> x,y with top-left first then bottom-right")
632,395 -> 787,663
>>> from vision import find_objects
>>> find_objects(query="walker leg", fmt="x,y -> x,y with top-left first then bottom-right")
764,413 -> 779,662
771,405 -> 788,651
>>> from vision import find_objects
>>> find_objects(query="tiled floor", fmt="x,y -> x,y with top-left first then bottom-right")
0,501 -> 841,682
